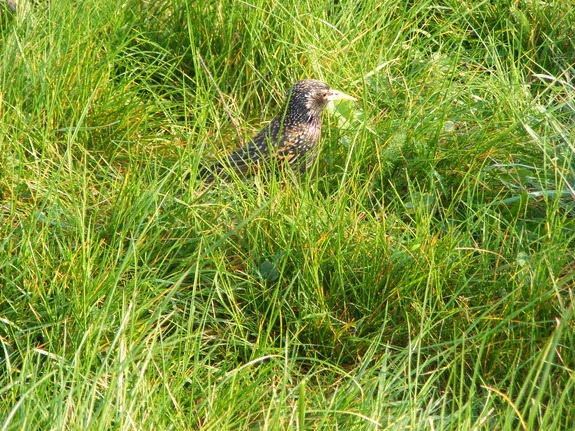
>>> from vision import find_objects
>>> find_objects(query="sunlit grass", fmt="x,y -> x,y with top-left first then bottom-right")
1,0 -> 574,429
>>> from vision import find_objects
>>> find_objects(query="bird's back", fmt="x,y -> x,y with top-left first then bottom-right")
200,113 -> 321,180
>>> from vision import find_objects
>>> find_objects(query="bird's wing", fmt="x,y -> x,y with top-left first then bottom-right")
199,122 -> 278,179
199,118 -> 318,180
221,123 -> 317,175
224,139 -> 272,175
275,122 -> 321,171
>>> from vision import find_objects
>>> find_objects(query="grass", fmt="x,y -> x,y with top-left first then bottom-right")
1,0 -> 574,429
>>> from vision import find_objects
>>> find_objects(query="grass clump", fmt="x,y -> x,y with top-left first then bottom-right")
1,0 -> 574,429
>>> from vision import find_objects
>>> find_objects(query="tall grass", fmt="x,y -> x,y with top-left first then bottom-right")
1,0 -> 574,429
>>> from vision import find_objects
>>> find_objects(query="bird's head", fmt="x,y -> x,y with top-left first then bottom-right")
284,79 -> 357,121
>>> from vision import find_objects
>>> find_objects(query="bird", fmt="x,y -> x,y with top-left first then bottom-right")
199,79 -> 357,182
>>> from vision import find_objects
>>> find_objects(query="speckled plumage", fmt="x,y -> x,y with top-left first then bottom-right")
200,79 -> 356,181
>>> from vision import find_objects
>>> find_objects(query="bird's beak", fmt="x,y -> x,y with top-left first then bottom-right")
326,89 -> 357,102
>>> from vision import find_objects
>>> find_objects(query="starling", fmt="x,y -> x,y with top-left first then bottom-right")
199,79 -> 357,181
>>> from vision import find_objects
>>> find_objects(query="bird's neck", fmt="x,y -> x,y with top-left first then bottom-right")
278,104 -> 322,128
